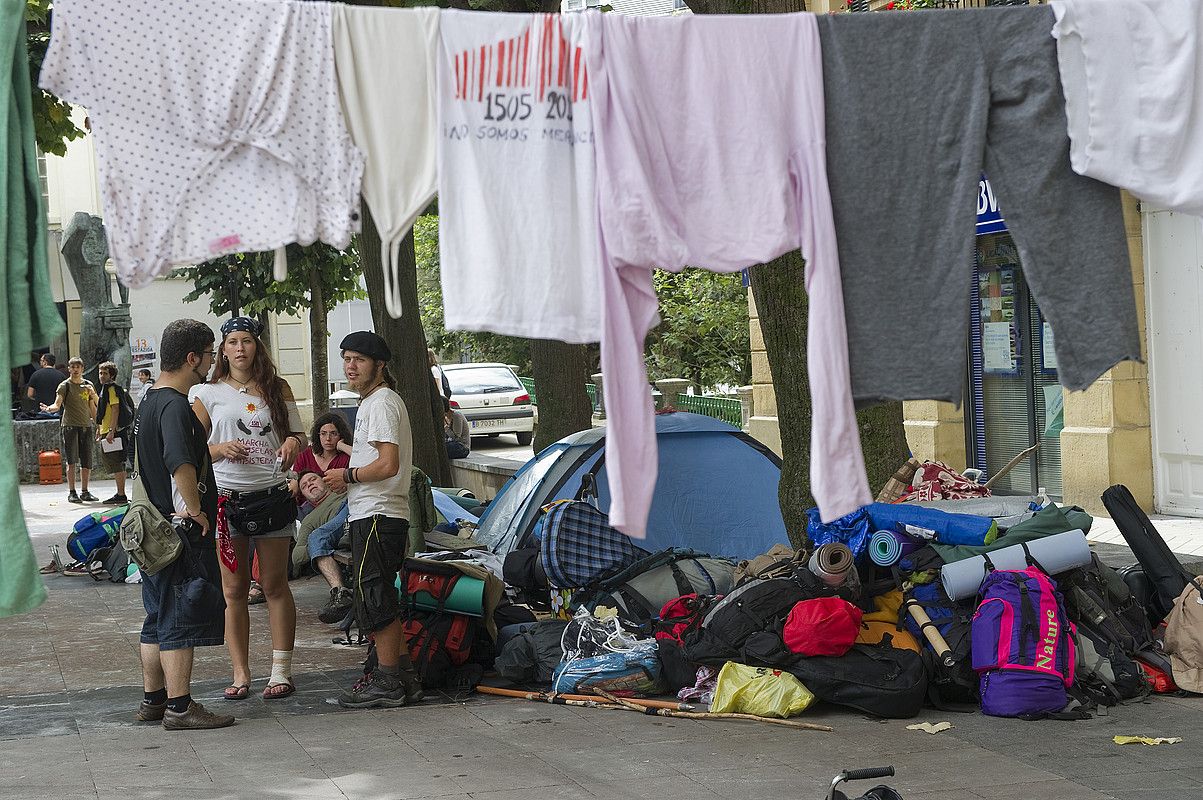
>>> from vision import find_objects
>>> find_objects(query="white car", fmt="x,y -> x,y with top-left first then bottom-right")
443,363 -> 535,446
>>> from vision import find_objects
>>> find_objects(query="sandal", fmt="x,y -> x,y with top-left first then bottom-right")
262,681 -> 295,700
247,583 -> 266,605
223,683 -> 250,701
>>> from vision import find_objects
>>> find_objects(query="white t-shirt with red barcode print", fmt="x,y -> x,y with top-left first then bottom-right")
437,10 -> 602,345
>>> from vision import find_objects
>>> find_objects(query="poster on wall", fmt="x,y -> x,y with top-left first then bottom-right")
130,336 -> 157,369
978,265 -> 1019,375
1041,321 -> 1058,372
983,322 -> 1015,372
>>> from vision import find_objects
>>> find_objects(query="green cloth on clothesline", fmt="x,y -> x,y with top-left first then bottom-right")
1,0 -> 67,618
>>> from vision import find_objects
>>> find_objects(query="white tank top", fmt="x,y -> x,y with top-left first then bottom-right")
190,381 -> 302,492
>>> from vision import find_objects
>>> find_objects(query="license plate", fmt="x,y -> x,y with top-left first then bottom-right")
470,418 -> 507,430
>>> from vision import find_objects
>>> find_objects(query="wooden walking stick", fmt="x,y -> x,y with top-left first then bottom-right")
592,689 -> 833,733
475,685 -> 692,711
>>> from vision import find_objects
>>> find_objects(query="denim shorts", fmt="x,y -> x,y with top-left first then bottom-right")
308,521 -> 347,564
349,515 -> 409,633
140,521 -> 226,651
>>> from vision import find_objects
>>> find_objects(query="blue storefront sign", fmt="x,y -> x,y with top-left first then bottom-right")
976,175 -> 1007,235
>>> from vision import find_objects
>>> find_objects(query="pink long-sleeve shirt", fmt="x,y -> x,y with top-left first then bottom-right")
572,11 -> 871,538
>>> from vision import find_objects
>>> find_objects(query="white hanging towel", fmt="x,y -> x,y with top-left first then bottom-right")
436,10 -> 603,344
333,5 -> 440,319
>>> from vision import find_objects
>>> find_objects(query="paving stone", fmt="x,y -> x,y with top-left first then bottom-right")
972,779 -> 1117,800
329,767 -> 483,800
581,776 -> 721,800
1078,769 -> 1203,793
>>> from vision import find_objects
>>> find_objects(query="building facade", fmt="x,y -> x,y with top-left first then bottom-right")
39,109 -> 374,429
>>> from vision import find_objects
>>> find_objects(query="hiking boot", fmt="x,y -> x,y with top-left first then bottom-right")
79,491 -> 99,502
162,701 -> 235,731
400,670 -> 425,704
103,493 -> 129,505
135,700 -> 167,722
67,491 -> 82,503
318,587 -> 354,624
337,670 -> 406,709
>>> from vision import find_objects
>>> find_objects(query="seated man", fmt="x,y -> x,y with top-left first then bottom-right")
443,396 -> 470,460
293,470 -> 352,624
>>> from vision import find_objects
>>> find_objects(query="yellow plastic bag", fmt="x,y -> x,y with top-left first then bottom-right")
710,662 -> 816,718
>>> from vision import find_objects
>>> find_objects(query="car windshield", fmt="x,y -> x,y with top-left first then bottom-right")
446,367 -> 521,395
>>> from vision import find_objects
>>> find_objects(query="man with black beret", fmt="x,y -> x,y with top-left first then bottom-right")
323,331 -> 421,708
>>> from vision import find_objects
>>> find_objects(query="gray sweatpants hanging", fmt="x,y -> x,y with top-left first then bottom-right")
816,6 -> 1140,405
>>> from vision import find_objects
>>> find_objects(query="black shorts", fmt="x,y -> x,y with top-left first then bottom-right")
61,425 -> 93,468
349,515 -> 410,633
140,521 -> 225,651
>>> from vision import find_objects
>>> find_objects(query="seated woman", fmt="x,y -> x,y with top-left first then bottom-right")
290,411 -> 352,498
443,396 -> 471,460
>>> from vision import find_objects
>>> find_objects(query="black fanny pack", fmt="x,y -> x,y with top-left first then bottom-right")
226,485 -> 296,535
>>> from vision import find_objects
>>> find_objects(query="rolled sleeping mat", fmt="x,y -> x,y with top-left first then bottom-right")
866,502 -> 999,547
869,529 -> 924,567
940,529 -> 1092,601
809,542 -> 855,588
904,599 -> 955,667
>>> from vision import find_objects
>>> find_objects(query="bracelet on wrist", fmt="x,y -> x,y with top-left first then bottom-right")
343,467 -> 352,485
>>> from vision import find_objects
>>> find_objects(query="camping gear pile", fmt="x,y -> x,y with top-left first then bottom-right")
491,481 -> 1203,725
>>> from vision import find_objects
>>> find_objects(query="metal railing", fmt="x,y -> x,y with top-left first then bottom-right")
673,393 -> 743,428
518,378 -> 741,427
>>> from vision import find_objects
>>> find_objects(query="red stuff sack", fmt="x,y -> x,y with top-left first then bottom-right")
783,597 -> 863,657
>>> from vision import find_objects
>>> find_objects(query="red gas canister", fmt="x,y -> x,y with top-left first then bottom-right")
39,450 -> 63,485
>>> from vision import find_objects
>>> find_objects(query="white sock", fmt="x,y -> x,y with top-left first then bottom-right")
269,649 -> 293,685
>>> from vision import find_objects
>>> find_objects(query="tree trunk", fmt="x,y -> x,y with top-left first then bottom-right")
360,206 -> 453,486
696,0 -> 910,548
529,339 -> 593,453
748,253 -> 813,549
857,401 -> 912,498
308,265 -> 330,418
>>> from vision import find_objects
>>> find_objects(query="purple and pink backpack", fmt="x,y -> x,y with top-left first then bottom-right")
971,565 -> 1075,718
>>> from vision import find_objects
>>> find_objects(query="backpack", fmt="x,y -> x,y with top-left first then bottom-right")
904,582 -> 979,709
95,382 -> 134,430
570,549 -> 737,628
67,506 -> 127,562
88,543 -> 133,584
1072,628 -> 1148,707
1059,554 -> 1153,658
399,559 -> 479,688
403,612 -> 476,688
743,633 -> 928,719
654,593 -> 717,692
682,575 -> 819,667
732,544 -> 807,586
1163,577 -> 1203,694
971,566 -> 1075,718
539,501 -> 649,589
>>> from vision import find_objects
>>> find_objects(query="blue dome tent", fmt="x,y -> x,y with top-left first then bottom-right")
475,412 -> 788,560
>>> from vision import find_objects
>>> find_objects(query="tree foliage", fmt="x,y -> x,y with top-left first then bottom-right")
647,269 -> 750,391
25,1 -> 86,157
413,214 -> 533,372
175,244 -> 364,320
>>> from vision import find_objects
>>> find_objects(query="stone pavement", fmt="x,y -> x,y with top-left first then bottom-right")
6,481 -> 1203,800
